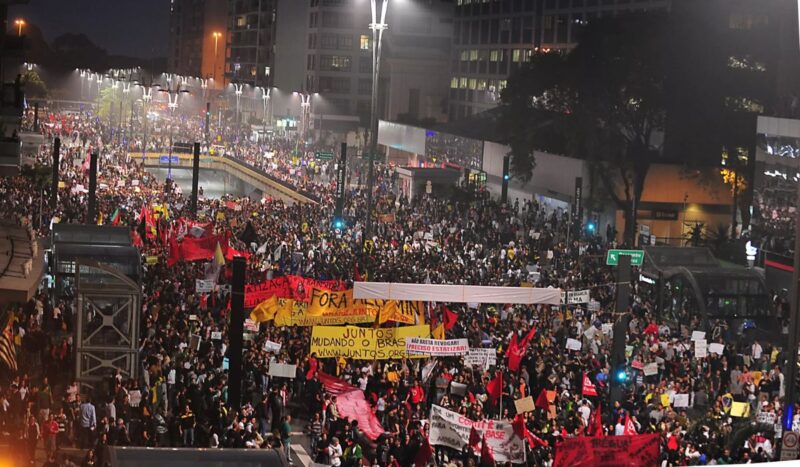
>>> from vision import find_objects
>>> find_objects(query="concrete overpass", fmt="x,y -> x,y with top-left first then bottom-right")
141,153 -> 318,205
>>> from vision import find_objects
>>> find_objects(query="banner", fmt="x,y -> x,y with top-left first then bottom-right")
554,434 -> 659,467
378,300 -> 425,325
310,325 -> 430,359
405,338 -> 469,356
196,279 -> 215,293
428,405 -> 525,464
318,372 -> 384,440
354,282 -> 562,305
268,361 -> 297,379
560,289 -> 590,305
244,276 -> 346,308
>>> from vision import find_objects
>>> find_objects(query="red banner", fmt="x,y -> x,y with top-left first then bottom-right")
554,434 -> 660,467
317,372 -> 384,440
179,234 -> 227,262
244,276 -> 346,308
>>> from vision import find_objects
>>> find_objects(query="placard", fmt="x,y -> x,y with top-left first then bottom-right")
691,331 -> 706,341
756,411 -> 777,425
263,340 -> 282,353
211,331 -> 222,340
709,343 -> 725,355
196,279 -> 215,293
673,394 -> 690,408
514,396 -> 535,414
268,361 -> 297,379
450,382 -> 467,397
731,401 -> 750,417
643,363 -> 659,376
465,348 -> 497,369
694,339 -> 707,359
565,289 -> 590,304
244,319 -> 258,332
566,338 -> 582,351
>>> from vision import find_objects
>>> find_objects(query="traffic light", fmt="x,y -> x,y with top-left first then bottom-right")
333,218 -> 345,230
501,155 -> 510,204
614,368 -> 628,384
587,221 -> 596,233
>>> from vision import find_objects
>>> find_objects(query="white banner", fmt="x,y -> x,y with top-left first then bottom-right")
196,279 -> 215,293
354,282 -> 562,305
561,289 -> 591,305
406,338 -> 469,356
428,405 -> 525,464
268,360 -> 297,379
263,340 -> 282,353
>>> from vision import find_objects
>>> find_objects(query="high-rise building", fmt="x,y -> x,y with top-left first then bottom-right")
168,0 -> 227,86
226,0 -> 277,88
448,0 -> 668,120
297,0 -> 453,133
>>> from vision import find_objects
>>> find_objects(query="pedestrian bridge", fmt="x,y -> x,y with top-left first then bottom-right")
141,152 -> 318,205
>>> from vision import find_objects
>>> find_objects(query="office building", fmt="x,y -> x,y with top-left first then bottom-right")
449,0 -> 668,120
168,0 -> 227,86
226,0 -> 277,87
297,0 -> 453,133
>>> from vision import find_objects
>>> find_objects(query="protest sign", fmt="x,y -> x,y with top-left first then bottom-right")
554,434 -> 659,467
310,325 -> 430,359
643,363 -> 659,376
566,289 -> 590,304
465,348 -> 497,369
196,279 -> 215,293
244,319 -> 258,332
757,411 -> 777,425
263,340 -> 282,353
405,338 -> 469,356
674,394 -> 690,408
694,339 -> 707,359
566,338 -> 582,351
268,361 -> 297,379
514,396 -> 535,414
731,401 -> 750,417
450,382 -> 467,397
709,343 -> 725,355
211,331 -> 222,340
691,331 -> 706,341
428,405 -> 525,464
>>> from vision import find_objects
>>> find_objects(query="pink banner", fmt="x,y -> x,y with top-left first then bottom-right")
317,372 -> 384,440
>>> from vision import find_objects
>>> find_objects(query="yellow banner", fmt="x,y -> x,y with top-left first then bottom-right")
310,325 -> 430,359
250,288 -> 422,327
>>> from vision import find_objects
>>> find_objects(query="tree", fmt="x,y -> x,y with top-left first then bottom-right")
500,13 -> 668,244
20,70 -> 48,98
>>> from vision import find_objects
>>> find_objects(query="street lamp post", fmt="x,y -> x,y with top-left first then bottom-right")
298,92 -> 311,149
141,86 -> 153,163
159,81 -> 190,183
259,86 -> 271,128
233,83 -> 244,136
364,0 -> 389,251
14,19 -> 25,36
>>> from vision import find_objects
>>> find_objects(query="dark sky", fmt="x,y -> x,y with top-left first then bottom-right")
9,0 -> 170,58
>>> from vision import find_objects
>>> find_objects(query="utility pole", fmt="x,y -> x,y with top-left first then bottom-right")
87,152 -> 98,224
51,138 -> 60,210
191,142 -> 200,218
609,254 -> 631,416
783,179 -> 800,430
228,256 -> 246,410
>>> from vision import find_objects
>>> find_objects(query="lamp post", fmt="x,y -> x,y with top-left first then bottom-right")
213,32 -> 223,86
259,86 -> 271,128
233,83 -> 244,136
159,81 -> 190,183
297,92 -> 311,149
14,18 -> 25,36
363,0 -> 389,252
141,85 -> 153,163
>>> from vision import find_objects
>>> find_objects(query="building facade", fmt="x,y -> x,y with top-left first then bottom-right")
168,0 -> 227,85
448,0 -> 668,120
226,0 -> 278,88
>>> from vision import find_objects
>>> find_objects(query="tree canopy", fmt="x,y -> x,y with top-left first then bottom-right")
499,12 -> 669,244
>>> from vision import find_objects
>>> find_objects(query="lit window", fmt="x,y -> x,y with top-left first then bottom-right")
512,49 -> 521,62
459,77 -> 467,89
360,34 -> 370,50
468,78 -> 477,90
477,79 -> 487,91
236,16 -> 246,27
498,79 -> 507,90
450,77 -> 459,89
469,49 -> 478,61
460,50 -> 469,61
490,50 -> 500,62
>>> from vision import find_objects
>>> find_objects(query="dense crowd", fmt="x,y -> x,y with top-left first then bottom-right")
751,173 -> 796,256
0,105 -> 795,467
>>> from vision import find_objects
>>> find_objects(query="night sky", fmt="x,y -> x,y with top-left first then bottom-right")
9,0 -> 170,58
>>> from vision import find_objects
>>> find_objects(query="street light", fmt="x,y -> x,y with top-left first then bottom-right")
364,0 -> 390,253
233,83 -> 244,129
158,81 -> 190,182
258,86 -> 271,128
14,18 -> 25,37
213,32 -> 223,85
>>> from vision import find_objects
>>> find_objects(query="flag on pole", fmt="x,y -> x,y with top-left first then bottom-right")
582,373 -> 598,397
486,371 -> 503,402
480,434 -> 495,467
0,312 -> 17,373
413,435 -> 433,467
624,412 -> 637,435
442,305 -> 458,330
591,403 -> 604,437
110,208 -> 121,226
469,426 -> 481,450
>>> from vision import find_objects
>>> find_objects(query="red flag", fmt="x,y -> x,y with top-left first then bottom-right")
414,435 -> 433,467
582,373 -> 598,397
469,426 -> 481,449
513,414 -> 546,449
591,403 -> 604,437
507,327 -> 536,373
167,236 -> 182,267
535,388 -> 549,409
486,371 -> 503,402
480,434 -> 495,467
442,305 -> 458,330
354,263 -> 363,282
624,412 -> 637,435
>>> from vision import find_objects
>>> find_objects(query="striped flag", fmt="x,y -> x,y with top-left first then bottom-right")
0,312 -> 17,373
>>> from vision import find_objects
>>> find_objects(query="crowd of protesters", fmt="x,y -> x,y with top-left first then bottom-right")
0,104 -> 794,467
